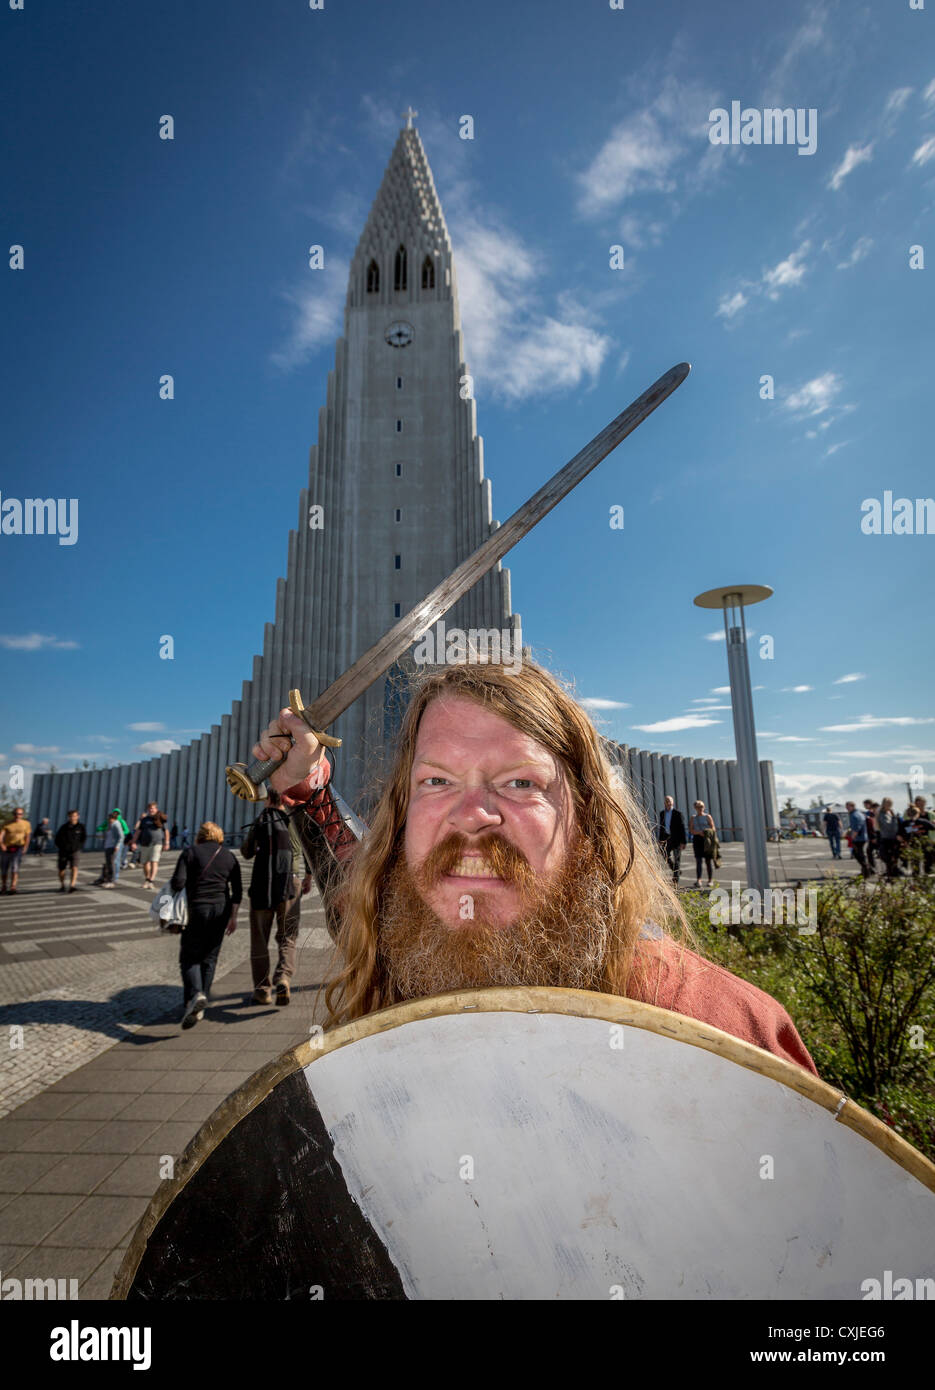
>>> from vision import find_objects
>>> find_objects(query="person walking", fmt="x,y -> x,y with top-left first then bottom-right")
845,801 -> 873,879
181,825 -> 191,849
657,795 -> 687,888
911,796 -> 935,874
54,809 -> 87,892
99,812 -> 124,888
862,800 -> 878,874
170,822 -> 179,850
131,801 -> 170,890
823,806 -> 842,859
689,800 -> 716,888
241,788 -> 312,1006
901,805 -> 935,876
876,798 -> 903,880
32,817 -> 51,856
170,822 -> 242,1030
0,807 -> 31,894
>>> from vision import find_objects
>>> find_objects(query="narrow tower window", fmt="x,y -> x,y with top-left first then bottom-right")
366,259 -> 380,293
396,419 -> 402,432
396,376 -> 403,389
395,463 -> 402,476
421,255 -> 435,290
394,244 -> 407,292
394,555 -> 401,570
394,603 -> 401,618
395,508 -> 401,521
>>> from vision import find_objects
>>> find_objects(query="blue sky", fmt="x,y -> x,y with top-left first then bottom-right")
2,0 -> 933,815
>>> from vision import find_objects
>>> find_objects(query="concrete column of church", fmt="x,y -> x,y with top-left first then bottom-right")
174,745 -> 189,839
628,750 -> 641,812
717,761 -> 733,843
674,756 -> 689,824
692,759 -> 708,817
258,630 -> 274,747
215,716 -> 231,832
99,768 -> 114,833
195,735 -> 210,832
204,725 -> 221,831
318,395 -> 335,682
155,751 -> 169,826
728,760 -> 743,845
332,342 -> 348,689
164,751 -> 179,839
50,773 -> 66,834
282,531 -> 298,703
270,578 -> 286,718
760,762 -> 778,832
182,740 -> 199,837
91,769 -> 107,847
638,751 -> 654,825
654,754 -> 668,813
126,761 -> 142,833
704,760 -> 722,835
296,485 -> 312,702
115,763 -> 130,825
682,757 -> 696,822
30,773 -> 44,826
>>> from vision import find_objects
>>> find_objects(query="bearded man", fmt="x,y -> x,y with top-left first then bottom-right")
255,660 -> 816,1075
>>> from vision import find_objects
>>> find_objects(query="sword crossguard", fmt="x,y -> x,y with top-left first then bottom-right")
225,688 -> 342,801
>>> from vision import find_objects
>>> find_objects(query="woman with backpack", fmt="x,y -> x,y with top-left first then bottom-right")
689,800 -> 717,889
170,822 -> 242,1030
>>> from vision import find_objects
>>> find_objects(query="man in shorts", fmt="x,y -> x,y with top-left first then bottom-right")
0,807 -> 31,894
55,809 -> 87,893
132,802 -> 170,890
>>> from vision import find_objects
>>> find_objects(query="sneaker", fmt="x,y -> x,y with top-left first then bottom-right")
68,886 -> 78,893
59,884 -> 67,893
275,983 -> 291,1007
252,987 -> 272,1006
182,992 -> 207,1029
103,882 -> 115,889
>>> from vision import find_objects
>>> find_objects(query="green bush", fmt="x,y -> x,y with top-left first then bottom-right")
683,876 -> 935,1163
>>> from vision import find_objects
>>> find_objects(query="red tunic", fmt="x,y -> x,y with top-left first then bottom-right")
285,761 -> 819,1076
629,936 -> 818,1075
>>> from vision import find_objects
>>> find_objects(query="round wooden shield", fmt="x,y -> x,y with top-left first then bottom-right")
112,988 -> 935,1300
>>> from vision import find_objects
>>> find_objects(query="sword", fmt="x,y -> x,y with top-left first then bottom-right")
226,361 -> 691,800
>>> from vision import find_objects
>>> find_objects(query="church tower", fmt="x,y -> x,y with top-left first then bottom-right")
31,115 -> 519,832
296,110 -> 520,807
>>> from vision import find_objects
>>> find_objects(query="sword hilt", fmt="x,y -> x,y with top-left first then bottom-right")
225,689 -> 342,801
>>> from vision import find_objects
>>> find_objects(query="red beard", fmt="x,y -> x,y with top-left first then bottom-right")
377,832 -> 616,997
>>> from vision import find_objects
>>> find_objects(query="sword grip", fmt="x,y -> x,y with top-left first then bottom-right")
225,689 -> 342,801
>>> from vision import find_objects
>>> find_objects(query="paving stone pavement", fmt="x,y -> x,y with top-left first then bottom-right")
0,851 -> 336,1298
0,837 -> 867,1301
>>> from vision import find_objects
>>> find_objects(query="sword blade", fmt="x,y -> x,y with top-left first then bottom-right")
306,361 -> 690,729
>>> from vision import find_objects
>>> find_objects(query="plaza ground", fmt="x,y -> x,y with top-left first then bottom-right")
0,837 -> 862,1297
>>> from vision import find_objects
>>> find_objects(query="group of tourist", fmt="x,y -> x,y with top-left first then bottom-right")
823,797 -> 935,879
655,796 -> 721,889
0,794 -> 311,1037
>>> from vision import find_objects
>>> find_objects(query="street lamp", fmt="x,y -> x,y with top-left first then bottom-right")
693,584 -> 773,895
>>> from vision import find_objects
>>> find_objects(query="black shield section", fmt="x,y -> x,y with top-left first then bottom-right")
127,1070 -> 407,1300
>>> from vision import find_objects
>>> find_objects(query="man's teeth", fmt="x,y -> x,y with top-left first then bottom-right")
448,859 -> 500,877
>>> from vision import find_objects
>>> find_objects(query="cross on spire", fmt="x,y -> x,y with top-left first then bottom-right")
401,106 -> 418,129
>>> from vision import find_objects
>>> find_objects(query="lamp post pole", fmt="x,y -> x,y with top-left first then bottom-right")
694,585 -> 773,896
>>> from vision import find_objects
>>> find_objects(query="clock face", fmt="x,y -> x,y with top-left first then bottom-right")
385,321 -> 414,348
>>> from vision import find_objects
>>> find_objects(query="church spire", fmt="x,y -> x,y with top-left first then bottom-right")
347,119 -> 453,309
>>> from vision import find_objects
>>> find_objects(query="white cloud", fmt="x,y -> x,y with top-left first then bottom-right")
454,219 -> 612,402
762,242 -> 811,298
824,440 -> 851,458
783,371 -> 842,419
833,672 -> 866,684
704,628 -> 755,642
632,715 -> 722,733
911,136 -> 935,168
578,112 -> 682,217
136,740 -> 182,756
711,687 -> 731,695
781,685 -> 813,693
269,259 -> 348,371
716,290 -> 748,320
824,747 -> 935,759
11,743 -> 60,754
0,633 -> 79,651
684,704 -> 732,712
773,736 -> 815,743
884,87 -> 914,116
691,698 -> 721,705
828,143 -> 873,191
924,79 -> 935,108
128,723 -> 166,732
836,237 -> 873,270
820,715 -> 935,733
578,698 -> 631,711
